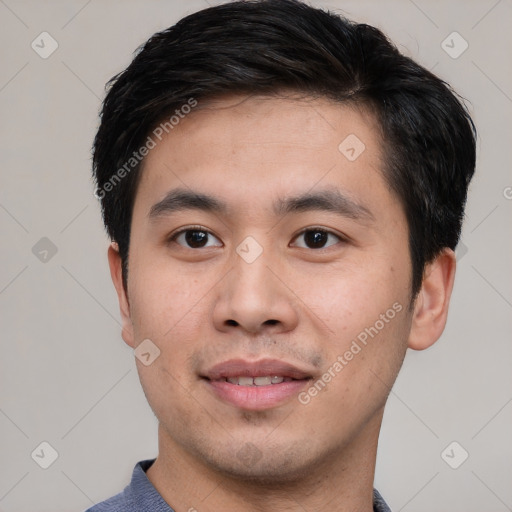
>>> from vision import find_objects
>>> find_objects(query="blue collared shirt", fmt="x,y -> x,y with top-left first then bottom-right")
85,459 -> 392,511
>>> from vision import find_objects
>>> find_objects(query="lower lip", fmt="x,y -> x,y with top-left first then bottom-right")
205,379 -> 309,410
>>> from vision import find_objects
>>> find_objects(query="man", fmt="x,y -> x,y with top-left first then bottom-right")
88,0 -> 476,510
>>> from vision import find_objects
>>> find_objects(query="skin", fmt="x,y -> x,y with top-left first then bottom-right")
108,94 -> 456,512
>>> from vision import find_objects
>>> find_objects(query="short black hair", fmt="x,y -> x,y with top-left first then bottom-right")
92,0 -> 476,298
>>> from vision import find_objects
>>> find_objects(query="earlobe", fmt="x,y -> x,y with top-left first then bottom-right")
407,248 -> 456,351
107,243 -> 136,348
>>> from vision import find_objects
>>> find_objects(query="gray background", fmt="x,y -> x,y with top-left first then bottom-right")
0,0 -> 511,511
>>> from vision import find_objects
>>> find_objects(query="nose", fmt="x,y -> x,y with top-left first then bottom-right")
212,248 -> 299,335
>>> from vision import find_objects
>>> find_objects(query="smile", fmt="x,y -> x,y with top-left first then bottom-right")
216,376 -> 294,386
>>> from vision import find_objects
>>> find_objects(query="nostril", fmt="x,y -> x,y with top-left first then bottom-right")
264,319 -> 279,326
225,319 -> 238,327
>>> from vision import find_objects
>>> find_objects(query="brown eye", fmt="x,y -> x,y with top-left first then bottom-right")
172,229 -> 222,248
292,229 -> 342,249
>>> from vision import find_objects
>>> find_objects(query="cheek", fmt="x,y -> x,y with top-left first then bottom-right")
129,271 -> 209,419
128,258 -> 206,340
128,259 -> 213,392
301,304 -> 411,424
295,260 -> 407,341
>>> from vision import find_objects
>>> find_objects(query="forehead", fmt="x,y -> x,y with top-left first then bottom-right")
134,93 -> 389,215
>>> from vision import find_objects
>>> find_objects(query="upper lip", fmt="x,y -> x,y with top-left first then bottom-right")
202,358 -> 313,381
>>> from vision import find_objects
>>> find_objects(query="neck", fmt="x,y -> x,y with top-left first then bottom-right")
146,409 -> 383,512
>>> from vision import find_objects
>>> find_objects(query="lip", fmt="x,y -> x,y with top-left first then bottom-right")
201,358 -> 313,411
204,358 -> 312,380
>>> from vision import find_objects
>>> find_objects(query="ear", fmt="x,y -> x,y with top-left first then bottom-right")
408,248 -> 456,351
108,242 -> 136,348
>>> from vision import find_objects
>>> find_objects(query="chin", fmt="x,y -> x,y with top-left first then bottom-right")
197,441 -> 319,486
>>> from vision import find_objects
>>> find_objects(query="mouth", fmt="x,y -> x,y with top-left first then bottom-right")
201,358 -> 313,410
214,375 -> 296,386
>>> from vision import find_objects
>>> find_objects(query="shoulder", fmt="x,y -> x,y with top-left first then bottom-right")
83,487 -> 130,511
83,459 -> 167,512
373,488 -> 392,512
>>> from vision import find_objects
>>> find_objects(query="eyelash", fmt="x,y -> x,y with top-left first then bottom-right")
291,226 -> 346,249
168,225 -> 347,249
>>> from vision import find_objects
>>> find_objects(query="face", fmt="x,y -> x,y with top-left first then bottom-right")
114,94 -> 417,482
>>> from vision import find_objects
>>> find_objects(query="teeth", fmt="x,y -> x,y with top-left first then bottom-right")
254,376 -> 272,386
224,375 -> 291,386
238,376 -> 254,386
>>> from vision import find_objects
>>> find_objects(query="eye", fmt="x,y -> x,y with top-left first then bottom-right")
170,227 -> 222,249
291,228 -> 343,249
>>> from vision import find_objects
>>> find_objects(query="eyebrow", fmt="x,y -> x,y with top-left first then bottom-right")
148,187 -> 374,222
274,189 -> 374,221
148,188 -> 227,220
